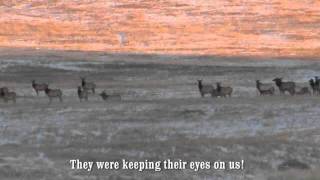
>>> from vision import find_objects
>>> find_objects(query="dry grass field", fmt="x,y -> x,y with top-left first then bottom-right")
0,50 -> 319,179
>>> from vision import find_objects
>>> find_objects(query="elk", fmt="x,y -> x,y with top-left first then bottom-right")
309,79 -> 316,95
1,90 -> 16,103
0,87 -> 9,96
216,82 -> 233,97
80,77 -> 96,94
197,80 -> 215,97
256,80 -> 275,96
211,88 -> 220,98
45,87 -> 63,103
77,86 -> 88,102
309,77 -> 320,95
32,80 -> 48,96
315,76 -> 320,88
272,78 -> 295,96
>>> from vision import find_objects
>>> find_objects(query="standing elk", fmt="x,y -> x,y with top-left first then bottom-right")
0,87 -> 9,95
77,86 -> 88,102
309,77 -> 320,95
216,82 -> 233,97
0,89 -> 16,103
273,78 -> 295,96
45,87 -> 63,103
211,88 -> 221,98
315,76 -> 320,89
197,80 -> 215,97
32,80 -> 48,96
309,79 -> 316,95
256,80 -> 275,96
80,77 -> 96,94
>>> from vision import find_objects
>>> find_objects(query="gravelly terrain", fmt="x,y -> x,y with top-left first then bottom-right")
0,51 -> 319,180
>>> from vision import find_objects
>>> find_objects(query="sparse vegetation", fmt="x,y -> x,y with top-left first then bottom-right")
0,52 -> 319,179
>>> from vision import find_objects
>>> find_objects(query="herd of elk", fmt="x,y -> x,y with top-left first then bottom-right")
198,76 -> 319,98
1,76 -> 320,104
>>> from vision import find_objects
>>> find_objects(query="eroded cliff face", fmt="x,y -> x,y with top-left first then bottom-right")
0,0 -> 319,57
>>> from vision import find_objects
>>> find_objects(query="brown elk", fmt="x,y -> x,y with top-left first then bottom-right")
32,80 -> 48,96
0,87 -> 9,96
216,82 -> 233,97
81,77 -> 96,94
1,90 -> 16,103
45,87 -> 63,103
256,80 -> 275,96
77,86 -> 88,102
273,78 -> 295,96
197,80 -> 215,97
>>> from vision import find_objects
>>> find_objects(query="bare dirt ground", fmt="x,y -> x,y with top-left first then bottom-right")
0,49 -> 319,180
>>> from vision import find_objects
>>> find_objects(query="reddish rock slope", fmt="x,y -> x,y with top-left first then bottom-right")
0,0 -> 319,57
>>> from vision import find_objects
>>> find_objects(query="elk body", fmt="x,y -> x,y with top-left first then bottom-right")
0,87 -> 9,95
77,86 -> 88,102
256,80 -> 275,96
32,80 -> 48,96
273,78 -> 295,96
216,82 -> 233,97
0,90 -> 16,103
81,77 -> 96,94
45,87 -> 63,103
309,77 -> 320,95
197,80 -> 215,97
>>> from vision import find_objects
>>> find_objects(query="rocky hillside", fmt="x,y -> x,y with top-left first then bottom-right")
0,0 -> 319,57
